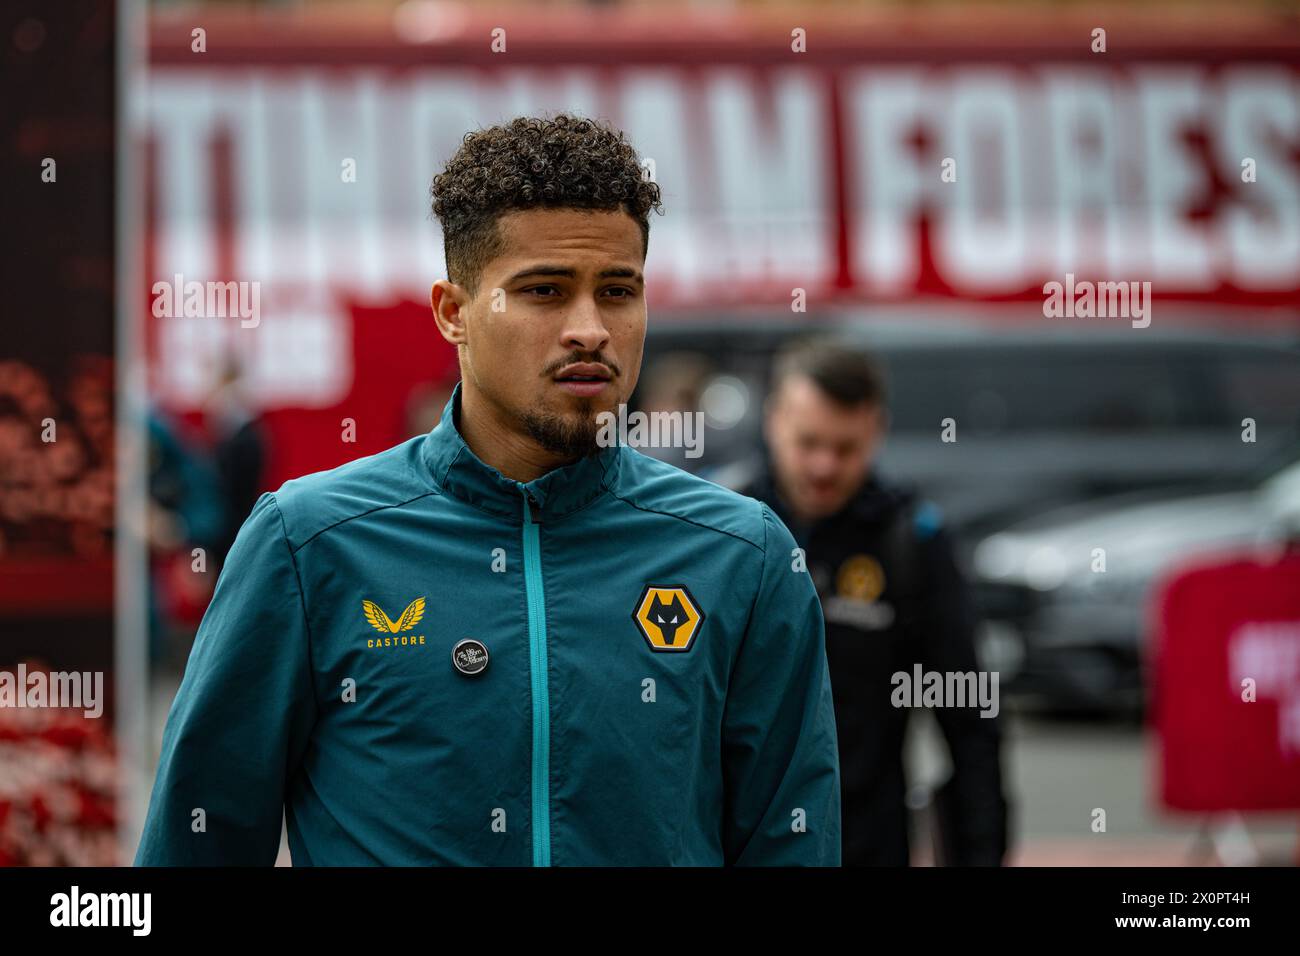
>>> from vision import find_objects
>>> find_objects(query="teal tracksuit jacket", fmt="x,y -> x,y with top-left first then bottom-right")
135,382 -> 841,866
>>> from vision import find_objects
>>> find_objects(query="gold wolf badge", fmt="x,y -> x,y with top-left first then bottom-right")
632,585 -> 705,652
362,597 -> 426,634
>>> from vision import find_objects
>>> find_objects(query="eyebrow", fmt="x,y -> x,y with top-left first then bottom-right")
506,265 -> 644,286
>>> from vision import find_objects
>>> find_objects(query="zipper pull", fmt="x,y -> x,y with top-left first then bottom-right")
520,486 -> 542,524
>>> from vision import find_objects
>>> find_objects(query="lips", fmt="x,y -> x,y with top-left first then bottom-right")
554,362 -> 613,383
554,363 -> 612,398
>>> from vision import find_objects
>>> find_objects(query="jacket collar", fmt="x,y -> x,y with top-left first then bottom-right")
422,380 -> 622,521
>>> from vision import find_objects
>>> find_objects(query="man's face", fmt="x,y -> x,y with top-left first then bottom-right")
765,374 -> 886,521
433,207 -> 646,459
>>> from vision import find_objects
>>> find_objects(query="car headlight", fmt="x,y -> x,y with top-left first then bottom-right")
974,534 -> 1021,580
1023,545 -> 1069,591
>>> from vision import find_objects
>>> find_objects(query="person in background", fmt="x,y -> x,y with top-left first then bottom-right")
146,410 -> 225,667
731,337 -> 1009,866
205,359 -> 267,567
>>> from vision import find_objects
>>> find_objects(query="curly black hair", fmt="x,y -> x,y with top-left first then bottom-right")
430,113 -> 663,295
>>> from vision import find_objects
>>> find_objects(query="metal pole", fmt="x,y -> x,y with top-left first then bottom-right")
114,0 -> 149,866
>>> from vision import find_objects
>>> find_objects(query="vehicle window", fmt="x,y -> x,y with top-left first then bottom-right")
1212,353 -> 1300,428
884,352 -> 1189,435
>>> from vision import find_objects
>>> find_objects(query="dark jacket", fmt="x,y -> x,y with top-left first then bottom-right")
735,458 -> 1008,866
136,383 -> 840,866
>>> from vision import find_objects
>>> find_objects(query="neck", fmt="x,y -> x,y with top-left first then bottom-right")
770,470 -> 842,527
458,383 -> 574,484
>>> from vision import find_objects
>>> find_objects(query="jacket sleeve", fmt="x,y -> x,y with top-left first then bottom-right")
914,512 -> 1009,866
135,492 -> 318,865
721,504 -> 842,866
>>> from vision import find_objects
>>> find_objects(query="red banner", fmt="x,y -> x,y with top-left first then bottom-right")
1154,551 -> 1300,813
142,11 -> 1300,484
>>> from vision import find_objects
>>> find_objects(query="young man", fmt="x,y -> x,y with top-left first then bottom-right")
135,114 -> 840,866
733,339 -> 1008,866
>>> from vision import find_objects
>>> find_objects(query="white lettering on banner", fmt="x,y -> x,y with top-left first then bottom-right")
1228,621 -> 1300,698
149,77 -> 219,282
1140,68 -> 1216,287
707,68 -> 834,290
302,74 -> 388,297
145,64 -> 1300,405
851,68 -> 928,292
1222,68 -> 1300,285
154,289 -> 351,407
839,65 -> 1299,294
618,68 -> 707,295
1044,72 -> 1129,279
938,70 -> 1030,290
1227,620 -> 1300,757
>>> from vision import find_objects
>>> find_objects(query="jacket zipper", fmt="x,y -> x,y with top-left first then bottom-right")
519,487 -> 552,867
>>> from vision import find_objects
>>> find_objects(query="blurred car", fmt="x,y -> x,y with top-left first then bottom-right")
639,308 -> 1300,714
639,307 -> 1300,543
971,452 -> 1300,716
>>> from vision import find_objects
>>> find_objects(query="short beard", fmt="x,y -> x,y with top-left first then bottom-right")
522,400 -> 603,460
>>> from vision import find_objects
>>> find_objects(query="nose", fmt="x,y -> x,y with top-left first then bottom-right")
560,295 -> 611,354
806,449 -> 841,482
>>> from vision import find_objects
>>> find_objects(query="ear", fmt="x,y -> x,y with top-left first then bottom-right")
431,279 -> 470,346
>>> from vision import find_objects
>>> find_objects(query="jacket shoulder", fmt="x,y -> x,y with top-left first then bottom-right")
269,435 -> 438,550
610,448 -> 770,551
